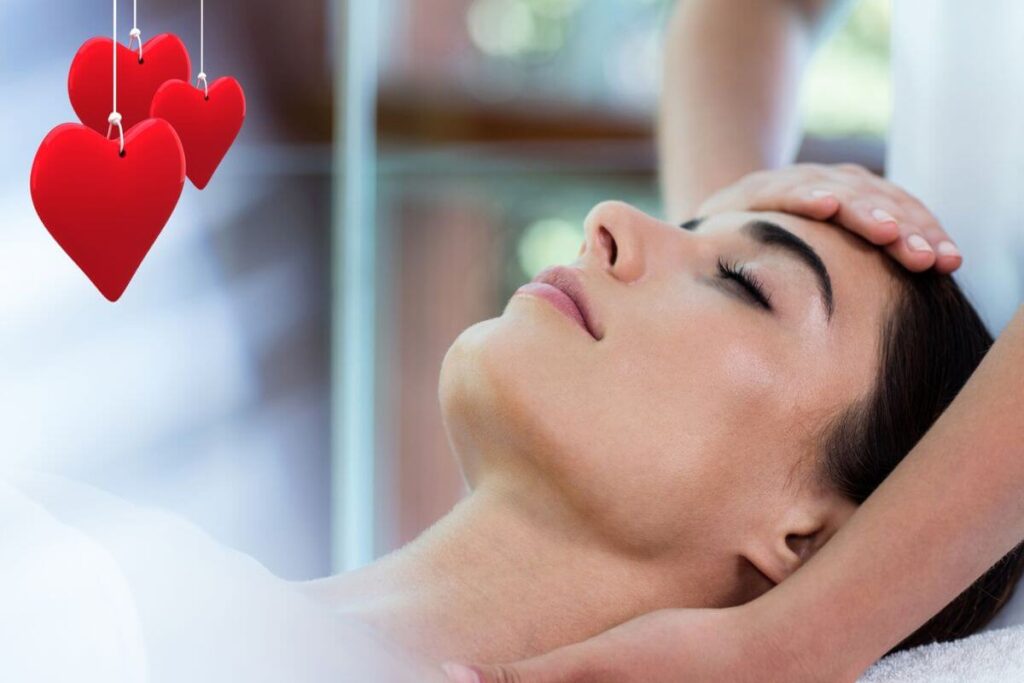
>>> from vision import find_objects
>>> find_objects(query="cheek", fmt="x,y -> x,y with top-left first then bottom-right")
554,322 -> 793,550
691,333 -> 807,482
592,319 -> 800,534
716,331 -> 786,421
616,311 -> 789,443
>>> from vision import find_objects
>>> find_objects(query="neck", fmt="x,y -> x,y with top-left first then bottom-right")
305,477 -> 739,665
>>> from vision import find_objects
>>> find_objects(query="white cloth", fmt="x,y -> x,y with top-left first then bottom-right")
888,0 -> 1024,335
859,625 -> 1024,683
0,471 -> 434,683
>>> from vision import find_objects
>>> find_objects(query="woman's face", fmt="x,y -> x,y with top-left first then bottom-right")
440,200 -> 897,590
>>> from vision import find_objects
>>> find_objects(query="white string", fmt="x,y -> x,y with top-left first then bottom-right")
196,0 -> 208,98
106,0 -> 125,155
128,0 -> 143,62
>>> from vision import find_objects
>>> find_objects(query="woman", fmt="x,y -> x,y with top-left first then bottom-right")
456,0 -> 1024,676
4,175 -> 1018,682
299,183 -> 1022,669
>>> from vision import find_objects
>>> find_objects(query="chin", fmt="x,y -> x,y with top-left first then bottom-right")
439,301 -> 592,488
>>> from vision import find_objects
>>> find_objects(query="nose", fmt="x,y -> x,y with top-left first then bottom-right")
581,200 -> 666,283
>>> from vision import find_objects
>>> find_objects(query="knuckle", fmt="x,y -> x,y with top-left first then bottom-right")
850,195 -> 892,213
901,203 -> 937,227
742,169 -> 771,185
919,222 -> 947,240
907,197 -> 939,222
792,162 -> 826,180
836,162 -> 869,176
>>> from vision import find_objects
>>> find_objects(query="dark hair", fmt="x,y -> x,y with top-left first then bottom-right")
819,262 -> 1024,655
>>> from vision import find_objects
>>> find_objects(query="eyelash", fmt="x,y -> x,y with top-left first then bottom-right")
716,258 -> 773,311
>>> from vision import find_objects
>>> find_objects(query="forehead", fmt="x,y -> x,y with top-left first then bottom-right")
700,210 -> 898,387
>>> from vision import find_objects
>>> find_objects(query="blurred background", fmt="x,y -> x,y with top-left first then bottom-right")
0,0 -> 890,579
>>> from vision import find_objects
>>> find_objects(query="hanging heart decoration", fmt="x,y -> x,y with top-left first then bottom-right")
151,77 -> 246,189
30,120 -> 186,301
31,0 -> 244,300
68,33 -> 191,135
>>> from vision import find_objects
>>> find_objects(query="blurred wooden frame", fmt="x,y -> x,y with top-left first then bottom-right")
377,80 -> 886,175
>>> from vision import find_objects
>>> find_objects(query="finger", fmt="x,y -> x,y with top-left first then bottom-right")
859,184 -> 956,262
915,219 -> 961,274
696,186 -> 745,216
742,183 -> 841,221
871,202 -> 955,273
793,188 -> 843,220
899,202 -> 948,240
755,187 -> 901,244
445,622 -> 648,683
932,239 -> 962,274
884,232 -> 937,272
445,645 -> 608,683
831,197 -> 903,245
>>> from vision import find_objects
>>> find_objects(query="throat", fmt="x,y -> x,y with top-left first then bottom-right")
302,484 -> 710,665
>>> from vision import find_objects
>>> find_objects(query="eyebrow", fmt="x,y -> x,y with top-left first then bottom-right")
679,216 -> 834,319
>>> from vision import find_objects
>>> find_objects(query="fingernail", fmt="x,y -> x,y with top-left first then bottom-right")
936,240 -> 960,257
809,189 -> 834,199
871,208 -> 897,223
907,234 -> 933,253
442,662 -> 482,683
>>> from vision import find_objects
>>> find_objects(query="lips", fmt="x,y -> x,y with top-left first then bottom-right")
516,266 -> 602,340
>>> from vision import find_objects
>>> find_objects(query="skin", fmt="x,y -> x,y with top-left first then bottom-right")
308,201 -> 904,669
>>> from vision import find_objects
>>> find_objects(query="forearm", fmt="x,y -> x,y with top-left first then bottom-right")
658,0 -> 847,221
757,305 -> 1024,680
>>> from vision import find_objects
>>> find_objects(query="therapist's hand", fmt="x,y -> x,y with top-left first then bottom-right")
441,603 -> 829,683
696,163 -> 963,274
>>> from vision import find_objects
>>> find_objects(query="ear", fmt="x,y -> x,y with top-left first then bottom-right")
741,496 -> 855,586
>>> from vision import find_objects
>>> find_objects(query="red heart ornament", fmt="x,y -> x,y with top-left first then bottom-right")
68,34 -> 191,135
150,77 -> 245,189
30,120 -> 186,301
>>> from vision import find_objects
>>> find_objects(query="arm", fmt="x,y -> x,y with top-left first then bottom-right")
450,306 -> 1024,683
760,305 -> 1024,679
660,0 -> 961,272
658,0 -> 852,221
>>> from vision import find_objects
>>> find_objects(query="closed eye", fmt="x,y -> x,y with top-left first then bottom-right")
717,259 -> 773,311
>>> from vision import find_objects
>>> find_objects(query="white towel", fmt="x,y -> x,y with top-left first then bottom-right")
859,625 -> 1024,682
